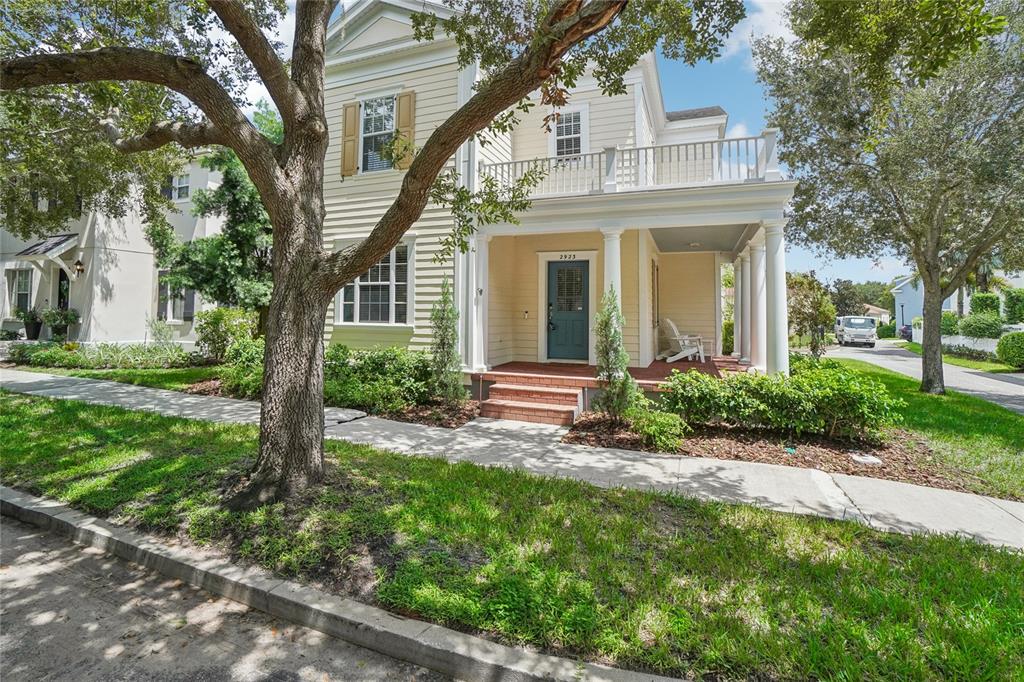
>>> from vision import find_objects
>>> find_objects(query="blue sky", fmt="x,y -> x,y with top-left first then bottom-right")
656,1 -> 909,285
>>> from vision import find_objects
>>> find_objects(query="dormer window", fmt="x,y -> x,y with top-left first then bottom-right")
361,95 -> 396,172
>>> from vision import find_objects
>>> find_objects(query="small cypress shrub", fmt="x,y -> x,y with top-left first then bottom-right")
429,276 -> 465,406
592,287 -> 639,421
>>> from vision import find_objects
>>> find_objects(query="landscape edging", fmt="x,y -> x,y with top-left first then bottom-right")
0,485 -> 679,682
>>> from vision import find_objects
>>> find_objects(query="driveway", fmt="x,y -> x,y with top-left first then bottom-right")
830,340 -> 1024,414
0,517 -> 446,682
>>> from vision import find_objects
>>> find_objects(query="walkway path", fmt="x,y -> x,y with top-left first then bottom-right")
0,516 -> 446,682
831,340 -> 1024,414
2,367 -> 1021,550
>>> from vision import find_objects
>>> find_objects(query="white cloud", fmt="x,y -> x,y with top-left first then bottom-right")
722,0 -> 794,69
726,122 -> 750,138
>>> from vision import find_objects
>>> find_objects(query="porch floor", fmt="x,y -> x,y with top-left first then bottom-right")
481,356 -> 744,391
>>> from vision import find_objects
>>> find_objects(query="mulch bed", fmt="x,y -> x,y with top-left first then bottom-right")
565,412 -> 994,497
185,379 -> 222,396
384,400 -> 480,429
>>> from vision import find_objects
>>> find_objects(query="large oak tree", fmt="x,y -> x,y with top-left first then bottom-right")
1,0 -> 745,506
755,0 -> 1023,394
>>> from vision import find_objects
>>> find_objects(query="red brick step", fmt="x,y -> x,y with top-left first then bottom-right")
488,383 -> 580,406
479,398 -> 577,426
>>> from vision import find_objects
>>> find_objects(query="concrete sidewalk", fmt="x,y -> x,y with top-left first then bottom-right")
832,340 -> 1024,414
2,367 -> 1022,550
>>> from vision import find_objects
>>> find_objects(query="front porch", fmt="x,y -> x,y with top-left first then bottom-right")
482,357 -> 740,390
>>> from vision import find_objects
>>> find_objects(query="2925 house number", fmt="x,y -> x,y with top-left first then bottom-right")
558,253 -> 577,260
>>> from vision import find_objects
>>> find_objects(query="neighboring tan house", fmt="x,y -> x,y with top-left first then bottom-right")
861,304 -> 891,325
322,0 -> 796,398
1,157 -> 223,344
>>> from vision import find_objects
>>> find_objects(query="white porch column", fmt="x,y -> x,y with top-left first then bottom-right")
764,220 -> 790,375
602,228 -> 623,306
732,256 -> 743,358
749,235 -> 767,372
468,234 -> 490,372
740,249 -> 752,363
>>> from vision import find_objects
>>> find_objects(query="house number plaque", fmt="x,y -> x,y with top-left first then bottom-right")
558,253 -> 578,260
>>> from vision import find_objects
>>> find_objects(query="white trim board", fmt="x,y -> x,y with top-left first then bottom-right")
536,250 -> 598,365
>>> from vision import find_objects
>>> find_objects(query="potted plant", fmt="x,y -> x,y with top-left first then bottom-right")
15,307 -> 43,340
41,307 -> 80,340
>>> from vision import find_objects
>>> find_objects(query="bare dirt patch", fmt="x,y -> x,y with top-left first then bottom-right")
564,412 -> 997,498
185,378 -> 223,396
384,400 -> 480,429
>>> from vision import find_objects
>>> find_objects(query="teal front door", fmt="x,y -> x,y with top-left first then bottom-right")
547,260 -> 589,360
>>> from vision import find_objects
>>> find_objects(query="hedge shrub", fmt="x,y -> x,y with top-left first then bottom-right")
877,322 -> 896,338
195,308 -> 257,361
940,311 -> 960,336
970,292 -> 1001,316
996,332 -> 1024,369
958,312 -> 1005,339
323,345 -> 433,413
219,336 -> 265,399
660,361 -> 904,440
1004,289 -> 1024,325
8,341 -> 194,369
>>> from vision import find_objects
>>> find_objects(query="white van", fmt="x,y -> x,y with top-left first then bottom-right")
835,316 -> 878,347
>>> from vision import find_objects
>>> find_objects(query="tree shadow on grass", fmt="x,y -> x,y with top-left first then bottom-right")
2,392 -> 1021,680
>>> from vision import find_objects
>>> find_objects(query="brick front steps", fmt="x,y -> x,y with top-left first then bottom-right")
480,380 -> 583,426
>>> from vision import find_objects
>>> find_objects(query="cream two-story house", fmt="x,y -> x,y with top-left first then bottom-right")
323,0 -> 796,400
0,156 -> 223,344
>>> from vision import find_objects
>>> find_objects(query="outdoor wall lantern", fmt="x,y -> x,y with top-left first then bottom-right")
73,259 -> 85,275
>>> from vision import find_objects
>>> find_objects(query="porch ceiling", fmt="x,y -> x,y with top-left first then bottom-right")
650,224 -> 746,253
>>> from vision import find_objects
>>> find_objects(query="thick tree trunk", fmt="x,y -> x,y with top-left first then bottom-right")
920,277 -> 946,394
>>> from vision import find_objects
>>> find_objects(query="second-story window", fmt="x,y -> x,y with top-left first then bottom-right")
162,174 -> 190,200
361,95 -> 396,172
555,110 -> 583,157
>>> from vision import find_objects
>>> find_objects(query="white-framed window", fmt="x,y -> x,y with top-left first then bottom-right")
7,269 -> 32,312
161,174 -> 191,200
157,271 -> 194,322
360,95 -> 396,173
338,243 -> 412,324
555,110 -> 583,157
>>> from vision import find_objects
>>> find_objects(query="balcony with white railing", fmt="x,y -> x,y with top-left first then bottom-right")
479,129 -> 782,198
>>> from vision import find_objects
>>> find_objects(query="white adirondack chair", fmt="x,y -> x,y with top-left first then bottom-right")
658,318 -> 705,363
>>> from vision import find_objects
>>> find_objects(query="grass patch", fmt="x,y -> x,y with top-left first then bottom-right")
836,359 -> 1023,499
897,341 -> 1020,373
17,365 -> 221,392
1,391 -> 1021,679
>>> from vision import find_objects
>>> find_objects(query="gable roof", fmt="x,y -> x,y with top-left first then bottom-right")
665,106 -> 727,122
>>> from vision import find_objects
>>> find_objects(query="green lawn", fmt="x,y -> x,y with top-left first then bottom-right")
1,391 -> 1021,680
896,341 -> 1020,373
18,365 -> 220,391
837,359 -> 1024,500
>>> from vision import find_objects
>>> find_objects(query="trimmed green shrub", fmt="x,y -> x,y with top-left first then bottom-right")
943,344 -> 999,362
996,332 -> 1024,369
721,319 -> 734,355
219,336 -> 265,399
429,277 -> 466,405
9,341 -> 193,369
660,362 -> 904,440
1004,289 -> 1024,325
322,345 -> 433,413
592,288 -> 640,421
626,396 -> 690,451
970,292 -> 1000,316
195,308 -> 257,361
958,312 -> 1005,339
940,311 -> 960,336
877,322 -> 896,338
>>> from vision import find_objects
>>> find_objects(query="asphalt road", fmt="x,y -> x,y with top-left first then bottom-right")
0,518 -> 448,682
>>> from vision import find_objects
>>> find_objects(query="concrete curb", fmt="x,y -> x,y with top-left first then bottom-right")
1,485 -> 679,682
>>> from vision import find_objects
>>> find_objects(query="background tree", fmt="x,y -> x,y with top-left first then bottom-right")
828,279 -> 861,317
755,1 -> 1024,394
850,281 -> 895,315
789,272 -> 836,358
2,0 -> 746,506
160,100 -> 282,335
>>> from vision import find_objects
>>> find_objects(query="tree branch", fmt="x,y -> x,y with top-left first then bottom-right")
1,47 -> 284,215
291,1 -> 338,107
315,0 -> 626,293
99,115 -> 228,153
207,0 -> 305,125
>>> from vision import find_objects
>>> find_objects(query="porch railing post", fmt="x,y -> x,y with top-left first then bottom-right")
760,128 -> 781,181
603,146 -> 617,193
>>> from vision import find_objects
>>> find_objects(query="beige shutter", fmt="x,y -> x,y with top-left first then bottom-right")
341,102 -> 359,176
395,90 -> 416,170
